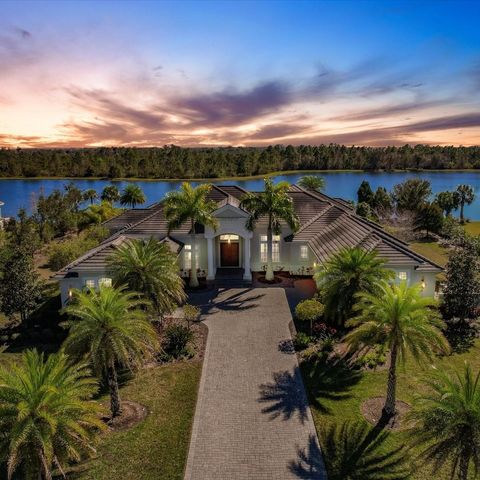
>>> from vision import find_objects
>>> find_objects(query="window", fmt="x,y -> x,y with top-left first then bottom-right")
398,271 -> 408,281
260,235 -> 280,263
219,234 -> 239,242
85,279 -> 95,289
300,245 -> 308,259
99,277 -> 112,288
184,244 -> 199,270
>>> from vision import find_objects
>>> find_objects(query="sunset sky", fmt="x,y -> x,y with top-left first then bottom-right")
0,0 -> 479,148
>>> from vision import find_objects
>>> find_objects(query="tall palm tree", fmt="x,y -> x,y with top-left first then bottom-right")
163,183 -> 218,287
82,188 -> 98,205
456,184 -> 475,223
63,286 -> 159,418
108,238 -> 186,317
345,282 -> 450,418
101,184 -> 121,204
0,349 -> 105,480
241,178 -> 299,281
298,175 -> 326,192
120,184 -> 146,209
408,363 -> 480,480
314,247 -> 394,325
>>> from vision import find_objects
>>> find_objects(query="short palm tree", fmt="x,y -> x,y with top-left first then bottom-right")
241,178 -> 299,281
0,349 -> 105,480
314,247 -> 394,325
120,184 -> 146,209
63,286 -> 159,418
298,175 -> 326,192
408,363 -> 480,480
82,188 -> 98,204
101,184 -> 120,203
164,183 -> 218,287
456,184 -> 475,223
345,282 -> 450,418
108,238 -> 186,317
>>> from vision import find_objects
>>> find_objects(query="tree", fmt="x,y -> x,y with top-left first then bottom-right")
101,184 -> 121,203
357,180 -> 374,206
64,182 -> 83,212
372,187 -> 392,212
314,247 -> 394,326
63,286 -> 159,418
435,191 -> 460,217
0,350 -> 104,480
241,178 -> 299,281
298,175 -> 326,192
392,178 -> 432,211
408,364 -> 480,480
356,202 -> 372,219
414,202 -> 444,238
82,188 -> 98,204
108,238 -> 186,317
456,184 -> 475,223
345,282 -> 449,418
442,238 -> 480,322
0,246 -> 42,323
120,184 -> 146,209
295,299 -> 324,334
164,183 -> 218,287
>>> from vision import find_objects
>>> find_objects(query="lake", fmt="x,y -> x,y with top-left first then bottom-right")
1,171 -> 480,219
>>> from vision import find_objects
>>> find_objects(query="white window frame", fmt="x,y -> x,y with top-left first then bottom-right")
300,245 -> 308,260
84,279 -> 95,289
99,277 -> 112,288
184,244 -> 199,270
398,271 -> 408,281
260,235 -> 280,263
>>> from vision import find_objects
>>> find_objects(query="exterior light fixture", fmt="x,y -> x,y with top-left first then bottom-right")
421,277 -> 426,290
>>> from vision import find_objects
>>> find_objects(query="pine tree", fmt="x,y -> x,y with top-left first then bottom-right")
357,180 -> 374,206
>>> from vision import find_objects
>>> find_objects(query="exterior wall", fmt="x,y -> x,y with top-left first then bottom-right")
388,266 -> 437,297
59,271 -> 112,306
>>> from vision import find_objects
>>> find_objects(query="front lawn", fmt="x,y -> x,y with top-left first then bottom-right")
301,340 -> 480,479
409,240 -> 448,267
72,361 -> 202,480
464,221 -> 480,236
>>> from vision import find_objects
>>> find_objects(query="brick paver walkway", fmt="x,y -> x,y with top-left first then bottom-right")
184,287 -> 327,480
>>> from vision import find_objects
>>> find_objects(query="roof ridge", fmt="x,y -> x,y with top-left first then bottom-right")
294,204 -> 334,234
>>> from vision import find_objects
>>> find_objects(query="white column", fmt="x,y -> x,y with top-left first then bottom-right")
243,237 -> 252,280
207,237 -> 215,280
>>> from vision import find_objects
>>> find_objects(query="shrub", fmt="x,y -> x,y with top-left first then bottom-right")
293,332 -> 314,351
312,322 -> 337,341
356,345 -> 387,370
160,324 -> 195,360
295,299 -> 325,333
183,304 -> 200,328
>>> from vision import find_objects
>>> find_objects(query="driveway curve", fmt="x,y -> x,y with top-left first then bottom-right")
184,287 -> 327,480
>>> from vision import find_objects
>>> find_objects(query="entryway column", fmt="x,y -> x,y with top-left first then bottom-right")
207,237 -> 215,280
243,237 -> 252,280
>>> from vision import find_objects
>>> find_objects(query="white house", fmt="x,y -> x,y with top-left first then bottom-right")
54,184 -> 442,304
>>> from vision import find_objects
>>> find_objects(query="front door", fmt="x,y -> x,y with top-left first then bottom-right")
220,242 -> 240,267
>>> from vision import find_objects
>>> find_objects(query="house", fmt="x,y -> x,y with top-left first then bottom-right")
54,184 -> 442,303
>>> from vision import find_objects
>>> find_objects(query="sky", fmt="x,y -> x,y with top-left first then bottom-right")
0,0 -> 479,148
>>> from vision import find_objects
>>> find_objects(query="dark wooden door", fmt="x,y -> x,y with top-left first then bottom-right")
220,242 -> 239,267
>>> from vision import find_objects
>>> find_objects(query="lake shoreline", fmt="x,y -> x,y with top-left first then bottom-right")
1,168 -> 480,182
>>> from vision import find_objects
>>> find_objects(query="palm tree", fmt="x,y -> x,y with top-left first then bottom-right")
435,190 -> 460,217
456,184 -> 475,223
163,183 -> 218,287
82,188 -> 98,205
101,184 -> 121,204
298,175 -> 326,192
120,184 -> 146,209
63,286 -> 159,418
0,349 -> 105,480
408,363 -> 480,480
314,247 -> 394,325
241,178 -> 299,281
345,282 -> 450,418
108,238 -> 186,317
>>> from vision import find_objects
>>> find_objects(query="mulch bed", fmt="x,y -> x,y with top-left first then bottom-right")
253,271 -> 295,288
104,401 -> 148,431
361,397 -> 411,431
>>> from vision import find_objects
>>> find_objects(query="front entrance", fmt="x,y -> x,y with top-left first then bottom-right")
220,242 -> 239,267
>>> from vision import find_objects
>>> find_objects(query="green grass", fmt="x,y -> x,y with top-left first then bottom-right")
302,340 -> 480,479
464,221 -> 480,236
409,240 -> 449,267
74,361 -> 202,480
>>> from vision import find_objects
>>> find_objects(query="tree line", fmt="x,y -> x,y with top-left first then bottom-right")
1,144 -> 480,178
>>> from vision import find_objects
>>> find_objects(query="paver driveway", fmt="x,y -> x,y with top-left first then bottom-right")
184,287 -> 327,480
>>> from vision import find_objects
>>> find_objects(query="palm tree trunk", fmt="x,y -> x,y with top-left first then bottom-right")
107,363 -> 121,418
383,342 -> 398,418
459,453 -> 469,480
190,219 -> 199,288
460,202 -> 465,223
265,221 -> 274,281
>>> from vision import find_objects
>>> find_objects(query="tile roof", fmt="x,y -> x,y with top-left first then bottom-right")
54,183 -> 442,278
